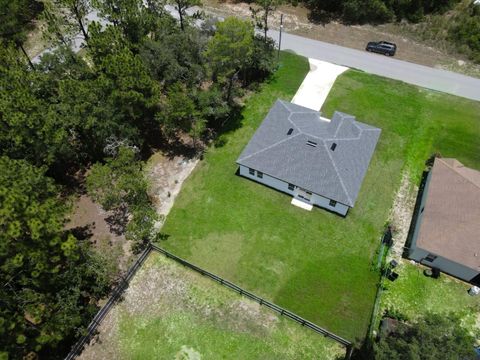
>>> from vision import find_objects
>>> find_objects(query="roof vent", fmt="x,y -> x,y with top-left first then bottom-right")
330,143 -> 337,151
306,140 -> 317,147
287,128 -> 293,135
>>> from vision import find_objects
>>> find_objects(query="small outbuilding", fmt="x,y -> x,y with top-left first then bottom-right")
408,158 -> 480,284
236,100 -> 381,215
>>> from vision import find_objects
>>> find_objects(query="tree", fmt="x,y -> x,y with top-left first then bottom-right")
140,26 -> 207,87
0,0 -> 43,68
205,17 -> 255,103
250,0 -> 284,42
0,156 -> 112,359
0,45 -> 74,169
87,146 -> 160,252
168,0 -> 202,31
248,34 -> 277,82
52,0 -> 91,42
342,0 -> 393,24
93,0 -> 157,44
449,3 -> 480,63
374,313 -> 477,360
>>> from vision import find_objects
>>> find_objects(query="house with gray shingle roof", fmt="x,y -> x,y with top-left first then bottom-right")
236,100 -> 381,215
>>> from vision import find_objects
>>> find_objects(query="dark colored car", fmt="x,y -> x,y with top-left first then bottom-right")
366,41 -> 397,56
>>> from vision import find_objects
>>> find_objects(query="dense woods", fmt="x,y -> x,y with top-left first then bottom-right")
303,0 -> 460,24
0,0 -> 276,358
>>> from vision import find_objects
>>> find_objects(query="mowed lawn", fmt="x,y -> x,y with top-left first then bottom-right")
160,53 -> 480,342
380,262 -> 480,331
80,252 -> 344,359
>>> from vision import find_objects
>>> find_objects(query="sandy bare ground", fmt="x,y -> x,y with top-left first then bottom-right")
203,0 -> 480,78
146,152 -> 199,228
66,195 -> 131,271
67,152 -> 199,271
388,172 -> 418,260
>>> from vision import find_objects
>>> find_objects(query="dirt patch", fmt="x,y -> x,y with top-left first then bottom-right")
388,172 -> 417,260
202,0 -> 480,77
24,20 -> 50,59
66,195 -> 132,271
146,152 -> 199,228
122,262 -> 189,316
175,346 -> 202,360
78,311 -> 121,360
67,151 -> 198,271
227,299 -> 279,332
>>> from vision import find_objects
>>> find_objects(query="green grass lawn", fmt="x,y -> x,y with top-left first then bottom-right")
380,261 -> 480,331
81,252 -> 344,359
160,53 -> 480,343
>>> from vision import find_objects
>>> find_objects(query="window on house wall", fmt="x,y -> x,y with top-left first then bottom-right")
288,183 -> 294,191
257,171 -> 263,179
425,254 -> 437,262
329,199 -> 337,207
249,168 -> 255,175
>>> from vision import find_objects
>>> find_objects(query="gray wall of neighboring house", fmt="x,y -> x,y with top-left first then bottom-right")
408,170 -> 433,256
408,170 -> 479,282
239,165 -> 349,216
409,247 -> 479,282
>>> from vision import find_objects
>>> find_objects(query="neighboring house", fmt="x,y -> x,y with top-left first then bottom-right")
236,100 -> 381,216
408,158 -> 480,284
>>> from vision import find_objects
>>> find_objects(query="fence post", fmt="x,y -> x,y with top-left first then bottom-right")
344,344 -> 354,360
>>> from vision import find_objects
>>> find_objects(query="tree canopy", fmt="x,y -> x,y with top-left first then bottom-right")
87,146 -> 160,252
0,156 -> 112,358
0,1 -> 277,358
374,313 -> 477,360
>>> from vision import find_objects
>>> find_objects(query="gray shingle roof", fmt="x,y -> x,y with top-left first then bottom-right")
236,100 -> 381,207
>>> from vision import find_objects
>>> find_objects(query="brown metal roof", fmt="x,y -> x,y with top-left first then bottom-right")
416,158 -> 480,270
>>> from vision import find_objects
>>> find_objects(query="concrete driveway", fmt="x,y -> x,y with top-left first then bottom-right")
292,58 -> 348,111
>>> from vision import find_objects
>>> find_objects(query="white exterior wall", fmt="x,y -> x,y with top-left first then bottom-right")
310,192 -> 349,216
239,165 -> 349,216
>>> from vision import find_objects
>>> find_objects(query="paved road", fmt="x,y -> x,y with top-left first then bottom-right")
269,29 -> 480,101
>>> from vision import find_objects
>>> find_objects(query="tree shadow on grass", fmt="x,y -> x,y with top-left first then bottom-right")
211,105 -> 245,150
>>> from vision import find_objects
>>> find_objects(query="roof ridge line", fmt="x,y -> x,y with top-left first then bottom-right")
322,141 -> 353,206
438,158 -> 480,191
237,133 -> 302,162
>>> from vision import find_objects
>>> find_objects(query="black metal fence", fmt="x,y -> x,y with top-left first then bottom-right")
64,244 -> 152,360
65,243 -> 353,359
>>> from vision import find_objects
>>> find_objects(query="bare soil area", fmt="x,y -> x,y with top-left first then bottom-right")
67,152 -> 199,272
146,152 -> 199,227
203,0 -> 480,77
66,195 -> 131,271
388,172 -> 418,260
